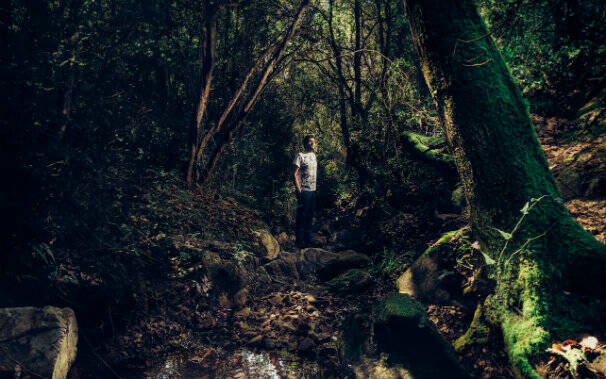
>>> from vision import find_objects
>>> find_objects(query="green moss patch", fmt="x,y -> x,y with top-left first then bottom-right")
372,294 -> 469,379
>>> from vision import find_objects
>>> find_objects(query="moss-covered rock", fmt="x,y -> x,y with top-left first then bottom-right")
255,229 -> 280,261
316,250 -> 371,281
326,269 -> 373,294
208,261 -> 244,299
396,229 -> 467,305
372,294 -> 468,379
341,312 -> 372,362
263,251 -> 300,280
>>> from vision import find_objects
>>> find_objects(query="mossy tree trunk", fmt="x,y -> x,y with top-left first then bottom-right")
402,0 -> 606,377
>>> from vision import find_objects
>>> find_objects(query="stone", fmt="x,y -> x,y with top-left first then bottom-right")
234,307 -> 251,319
263,337 -> 277,349
200,251 -> 222,266
396,231 -> 467,305
257,230 -> 280,260
590,354 -> 606,377
268,293 -> 284,307
233,288 -> 248,309
352,358 -> 416,379
0,306 -> 78,379
275,232 -> 289,244
277,319 -> 297,333
341,312 -> 371,362
298,337 -> 315,353
208,261 -> 244,299
206,240 -> 234,256
326,269 -> 373,294
218,294 -> 232,308
319,344 -> 338,357
298,248 -> 334,276
263,252 -> 300,280
247,335 -> 263,345
372,294 -> 468,379
311,235 -> 328,246
316,250 -> 371,281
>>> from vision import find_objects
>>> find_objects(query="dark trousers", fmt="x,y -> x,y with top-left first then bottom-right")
296,190 -> 316,248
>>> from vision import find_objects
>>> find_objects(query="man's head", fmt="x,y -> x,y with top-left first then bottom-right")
303,135 -> 316,152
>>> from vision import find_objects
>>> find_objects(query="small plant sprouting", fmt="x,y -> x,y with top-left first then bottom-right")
476,195 -> 551,272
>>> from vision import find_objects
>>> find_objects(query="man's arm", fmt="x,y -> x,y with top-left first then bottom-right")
293,164 -> 302,196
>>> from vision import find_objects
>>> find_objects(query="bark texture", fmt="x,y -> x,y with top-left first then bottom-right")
187,7 -> 219,185
402,0 -> 606,377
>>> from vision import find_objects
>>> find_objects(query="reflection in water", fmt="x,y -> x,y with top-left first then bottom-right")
147,359 -> 177,379
233,350 -> 282,378
145,349 -> 319,379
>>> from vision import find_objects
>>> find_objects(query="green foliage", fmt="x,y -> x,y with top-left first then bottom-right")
375,248 -> 414,278
479,0 -> 606,119
546,346 -> 588,374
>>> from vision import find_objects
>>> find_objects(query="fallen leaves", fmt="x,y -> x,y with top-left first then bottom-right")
547,336 -> 604,374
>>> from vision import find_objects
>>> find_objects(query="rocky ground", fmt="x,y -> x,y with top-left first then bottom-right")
60,116 -> 605,379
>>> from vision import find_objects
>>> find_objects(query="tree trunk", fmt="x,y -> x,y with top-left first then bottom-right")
186,8 -> 219,185
198,0 -> 310,184
327,0 -> 369,186
353,0 -> 362,107
195,44 -> 276,168
402,0 -> 606,377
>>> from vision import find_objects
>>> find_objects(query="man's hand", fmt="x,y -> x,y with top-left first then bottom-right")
293,164 -> 302,199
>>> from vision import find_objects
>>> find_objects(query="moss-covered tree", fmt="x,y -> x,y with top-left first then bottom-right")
402,0 -> 606,377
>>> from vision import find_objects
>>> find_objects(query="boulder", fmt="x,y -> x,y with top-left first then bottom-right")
316,250 -> 371,281
265,248 -> 372,282
256,230 -> 280,260
206,240 -> 235,257
590,354 -> 606,377
396,230 -> 466,305
372,294 -> 468,379
263,251 -> 300,280
311,235 -> 328,246
341,312 -> 372,362
275,232 -> 290,244
208,260 -> 244,298
326,269 -> 373,294
298,248 -> 335,277
0,306 -> 78,379
200,251 -> 222,266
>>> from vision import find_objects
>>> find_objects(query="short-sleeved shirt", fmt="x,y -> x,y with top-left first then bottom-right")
293,151 -> 317,191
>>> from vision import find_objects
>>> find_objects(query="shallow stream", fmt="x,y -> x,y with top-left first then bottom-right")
142,349 -> 321,379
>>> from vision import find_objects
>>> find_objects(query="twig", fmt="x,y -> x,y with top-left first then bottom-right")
505,229 -> 551,266
497,195 -> 548,264
462,58 -> 492,67
453,32 -> 491,56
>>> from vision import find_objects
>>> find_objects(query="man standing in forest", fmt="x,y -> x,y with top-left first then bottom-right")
293,135 -> 317,249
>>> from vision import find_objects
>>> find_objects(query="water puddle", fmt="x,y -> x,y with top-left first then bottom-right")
143,349 -> 321,379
